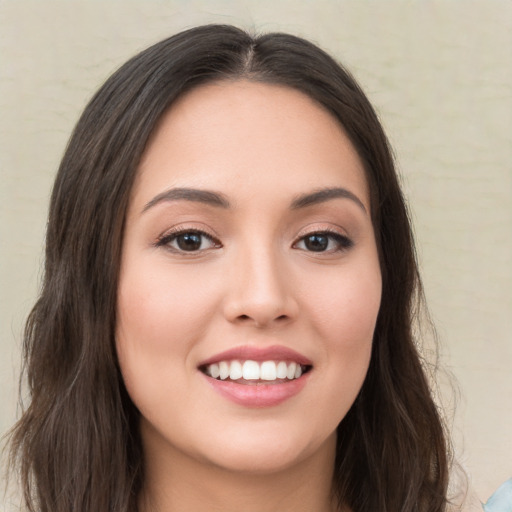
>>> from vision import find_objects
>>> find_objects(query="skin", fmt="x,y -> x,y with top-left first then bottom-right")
116,81 -> 382,512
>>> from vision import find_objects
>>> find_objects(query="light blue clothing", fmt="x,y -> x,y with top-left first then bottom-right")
483,479 -> 512,512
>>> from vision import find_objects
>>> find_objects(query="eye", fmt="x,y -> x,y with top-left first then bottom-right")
156,229 -> 220,253
294,231 -> 353,253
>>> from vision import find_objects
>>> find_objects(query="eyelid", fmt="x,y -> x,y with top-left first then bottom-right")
294,223 -> 350,241
292,225 -> 354,252
154,225 -> 222,252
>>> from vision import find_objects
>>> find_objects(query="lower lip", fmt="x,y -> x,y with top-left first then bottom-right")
202,373 -> 310,407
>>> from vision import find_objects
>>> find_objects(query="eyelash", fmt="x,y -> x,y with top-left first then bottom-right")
155,228 -> 353,254
155,228 -> 221,253
293,229 -> 354,253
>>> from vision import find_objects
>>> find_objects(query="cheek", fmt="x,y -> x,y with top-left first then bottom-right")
114,256 -> 217,411
300,257 -> 381,407
274,257 -> 381,442
307,260 -> 382,347
116,255 -> 218,354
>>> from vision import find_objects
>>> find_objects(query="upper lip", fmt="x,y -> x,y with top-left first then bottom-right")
198,345 -> 313,367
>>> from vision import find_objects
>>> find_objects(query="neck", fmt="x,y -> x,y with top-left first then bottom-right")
139,423 -> 341,512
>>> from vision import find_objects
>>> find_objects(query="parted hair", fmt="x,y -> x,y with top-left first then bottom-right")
7,24 -> 449,512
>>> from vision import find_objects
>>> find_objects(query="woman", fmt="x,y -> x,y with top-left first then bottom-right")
7,24 -> 450,511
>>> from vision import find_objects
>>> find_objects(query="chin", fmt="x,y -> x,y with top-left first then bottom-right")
193,425 -> 336,476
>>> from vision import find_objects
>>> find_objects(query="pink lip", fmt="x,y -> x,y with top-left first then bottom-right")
198,345 -> 312,367
198,345 -> 312,408
201,371 -> 310,408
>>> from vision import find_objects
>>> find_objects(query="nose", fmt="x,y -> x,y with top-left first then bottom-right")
222,246 -> 298,328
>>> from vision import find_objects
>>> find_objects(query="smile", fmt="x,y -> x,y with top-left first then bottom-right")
198,346 -> 313,406
201,360 -> 311,383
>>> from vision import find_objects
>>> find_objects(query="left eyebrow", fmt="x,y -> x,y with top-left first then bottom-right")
290,187 -> 367,214
141,187 -> 231,214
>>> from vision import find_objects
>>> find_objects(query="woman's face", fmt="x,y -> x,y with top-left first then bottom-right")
116,81 -> 382,474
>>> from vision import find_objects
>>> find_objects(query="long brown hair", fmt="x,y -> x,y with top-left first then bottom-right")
7,24 -> 449,511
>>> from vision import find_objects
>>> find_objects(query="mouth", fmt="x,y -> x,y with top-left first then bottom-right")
199,360 -> 312,384
197,346 -> 313,406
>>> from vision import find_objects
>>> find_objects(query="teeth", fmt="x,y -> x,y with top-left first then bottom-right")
276,361 -> 288,379
287,362 -> 297,380
219,361 -> 230,380
229,360 -> 243,380
261,361 -> 277,381
209,363 -> 220,379
205,360 -> 307,382
242,360 -> 260,380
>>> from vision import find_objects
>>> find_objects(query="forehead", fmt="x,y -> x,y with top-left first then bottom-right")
133,80 -> 369,211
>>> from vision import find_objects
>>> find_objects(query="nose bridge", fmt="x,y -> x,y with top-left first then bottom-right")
224,238 -> 296,326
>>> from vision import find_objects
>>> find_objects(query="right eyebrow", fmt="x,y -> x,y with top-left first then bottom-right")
290,187 -> 367,214
141,187 -> 231,214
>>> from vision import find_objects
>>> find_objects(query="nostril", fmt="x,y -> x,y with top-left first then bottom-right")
237,314 -> 289,323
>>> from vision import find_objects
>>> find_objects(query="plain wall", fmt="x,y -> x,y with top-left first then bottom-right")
1,1 -> 511,509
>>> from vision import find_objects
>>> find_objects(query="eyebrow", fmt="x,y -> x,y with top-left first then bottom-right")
290,187 -> 367,214
142,187 -> 231,213
142,186 -> 367,215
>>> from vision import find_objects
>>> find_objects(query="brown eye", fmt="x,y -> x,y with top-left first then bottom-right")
294,232 -> 353,253
304,234 -> 329,252
175,233 -> 203,251
157,230 -> 220,253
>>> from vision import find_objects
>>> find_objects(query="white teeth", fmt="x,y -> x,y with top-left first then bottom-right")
209,363 -> 220,379
219,361 -> 230,380
261,361 -> 277,381
287,362 -> 297,380
276,361 -> 288,379
229,360 -> 243,380
242,360 -> 260,380
205,360 -> 307,382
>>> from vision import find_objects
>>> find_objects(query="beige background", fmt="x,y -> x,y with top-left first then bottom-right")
1,1 -> 511,509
